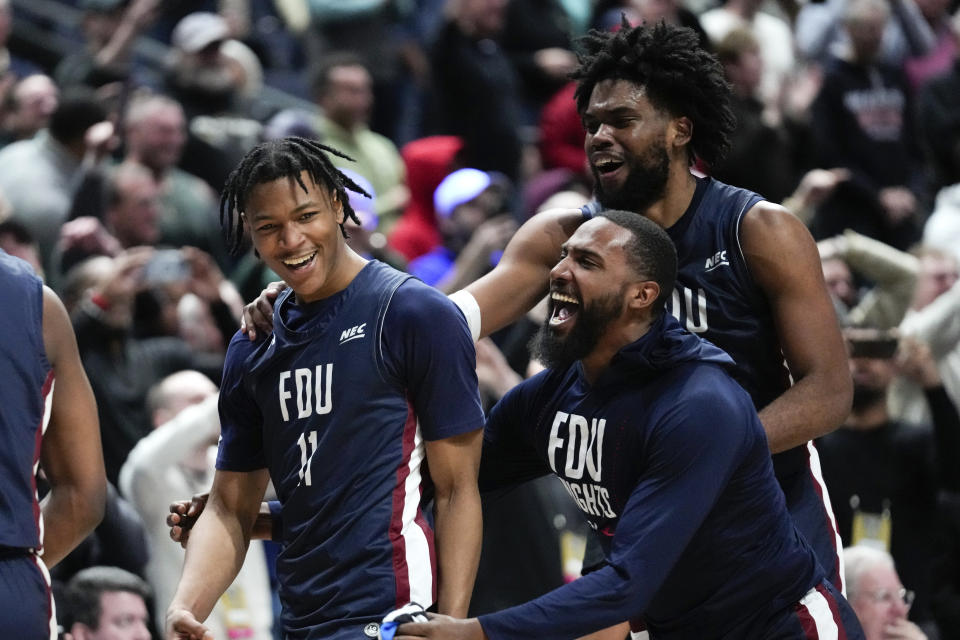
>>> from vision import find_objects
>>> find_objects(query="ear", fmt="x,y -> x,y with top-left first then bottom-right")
669,116 -> 693,151
627,280 -> 661,312
332,193 -> 346,225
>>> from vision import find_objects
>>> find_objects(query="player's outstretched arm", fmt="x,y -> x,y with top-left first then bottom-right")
464,207 -> 584,338
39,286 -> 107,568
742,202 -> 853,451
426,429 -> 484,618
405,387 -> 752,640
166,467 -> 269,640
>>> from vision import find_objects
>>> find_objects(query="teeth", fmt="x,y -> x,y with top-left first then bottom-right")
551,293 -> 578,305
282,251 -> 317,266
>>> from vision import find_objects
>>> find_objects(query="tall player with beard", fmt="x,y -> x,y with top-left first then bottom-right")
393,211 -> 864,639
165,138 -> 485,640
469,20 -> 853,605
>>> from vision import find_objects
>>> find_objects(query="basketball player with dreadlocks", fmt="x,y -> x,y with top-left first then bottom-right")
165,137 -> 485,640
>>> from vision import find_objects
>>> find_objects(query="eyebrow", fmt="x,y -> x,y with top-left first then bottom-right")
250,201 -> 322,221
566,244 -> 605,263
584,106 -> 637,118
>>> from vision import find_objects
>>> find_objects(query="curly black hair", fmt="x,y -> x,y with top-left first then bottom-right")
571,20 -> 735,167
219,136 -> 369,255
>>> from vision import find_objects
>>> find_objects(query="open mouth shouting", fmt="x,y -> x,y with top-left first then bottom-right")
281,250 -> 318,273
591,155 -> 625,185
549,290 -> 580,329
592,157 -> 623,174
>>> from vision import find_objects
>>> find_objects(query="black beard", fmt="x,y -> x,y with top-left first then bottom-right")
851,384 -> 886,412
593,138 -> 670,213
528,290 -> 624,370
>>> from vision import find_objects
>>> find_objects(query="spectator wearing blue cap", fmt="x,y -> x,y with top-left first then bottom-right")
407,168 -> 515,292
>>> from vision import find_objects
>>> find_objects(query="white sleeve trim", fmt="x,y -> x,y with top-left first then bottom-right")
448,289 -> 482,343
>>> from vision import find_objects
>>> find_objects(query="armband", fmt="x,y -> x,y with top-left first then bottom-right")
581,201 -> 602,220
448,289 -> 482,343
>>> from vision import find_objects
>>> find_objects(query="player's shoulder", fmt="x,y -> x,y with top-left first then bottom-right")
741,199 -> 816,253
657,360 -> 752,419
391,277 -> 465,322
224,329 -> 268,371
742,199 -> 799,226
383,279 -> 475,350
648,363 -> 761,448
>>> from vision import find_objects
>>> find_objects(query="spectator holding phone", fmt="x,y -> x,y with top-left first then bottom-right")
816,328 -> 960,636
68,248 -> 228,484
57,158 -> 243,349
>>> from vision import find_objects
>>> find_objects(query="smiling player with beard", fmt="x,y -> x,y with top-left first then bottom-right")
392,211 -> 864,640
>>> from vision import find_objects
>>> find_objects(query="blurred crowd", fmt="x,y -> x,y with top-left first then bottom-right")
1,0 -> 958,638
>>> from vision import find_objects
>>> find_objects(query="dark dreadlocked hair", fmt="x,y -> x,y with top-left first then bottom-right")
571,20 -> 735,168
219,136 -> 370,255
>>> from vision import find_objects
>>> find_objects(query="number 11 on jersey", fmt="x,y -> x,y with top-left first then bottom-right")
297,430 -> 318,486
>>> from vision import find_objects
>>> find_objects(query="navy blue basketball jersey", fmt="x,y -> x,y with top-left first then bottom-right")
0,251 -> 53,551
662,179 -> 777,391
217,261 -> 484,639
663,177 -> 809,477
582,178 -> 844,587
477,314 -> 825,639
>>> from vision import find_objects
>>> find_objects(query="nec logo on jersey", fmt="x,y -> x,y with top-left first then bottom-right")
704,249 -> 729,272
339,323 -> 366,344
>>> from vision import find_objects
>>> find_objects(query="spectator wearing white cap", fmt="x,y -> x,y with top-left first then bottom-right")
407,167 -> 515,292
165,11 -> 262,119
165,12 -> 265,198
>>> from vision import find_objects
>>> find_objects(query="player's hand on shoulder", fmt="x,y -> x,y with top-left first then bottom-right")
166,493 -> 209,548
240,281 -> 286,340
395,613 -> 487,640
165,607 -> 213,640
